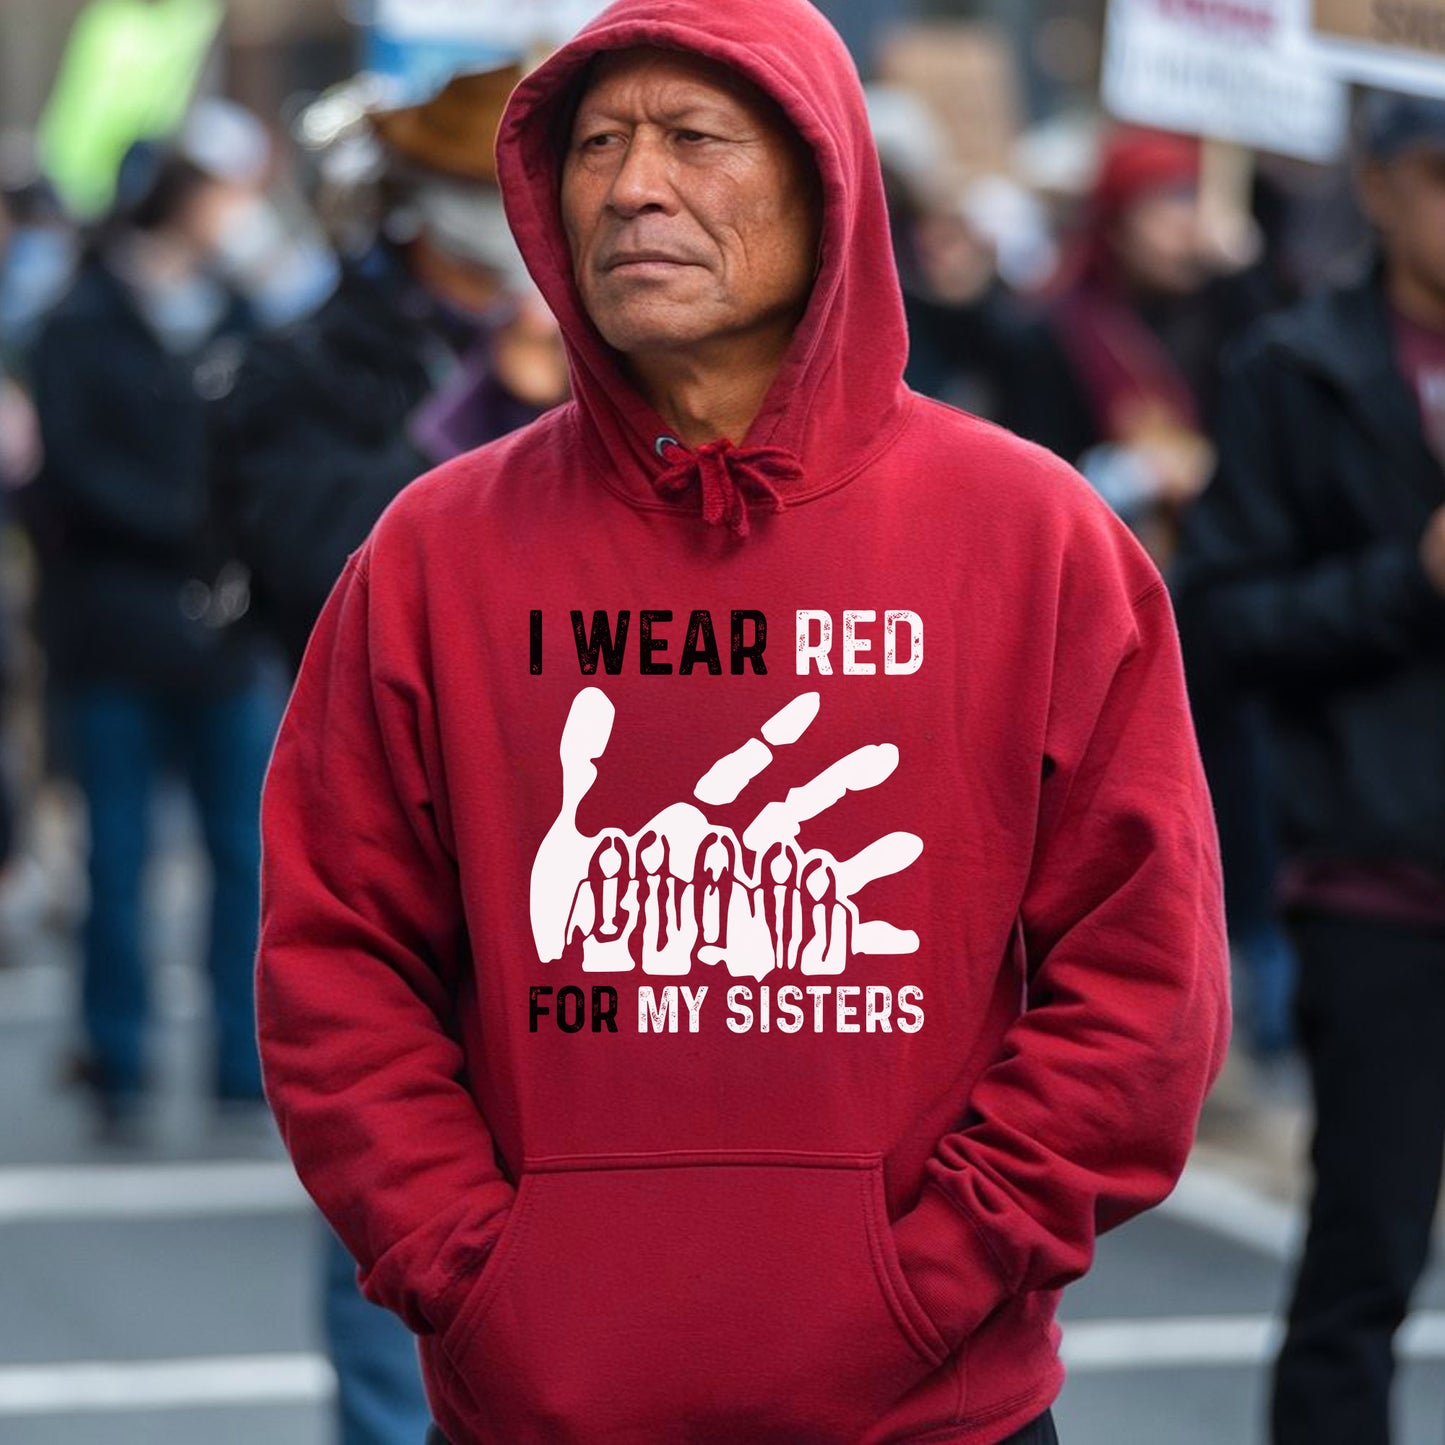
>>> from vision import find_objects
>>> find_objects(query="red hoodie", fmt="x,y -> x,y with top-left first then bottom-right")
256,2 -> 1232,1441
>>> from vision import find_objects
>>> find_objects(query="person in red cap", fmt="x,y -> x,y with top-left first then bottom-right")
1013,127 -> 1216,568
1015,126 -> 1302,1071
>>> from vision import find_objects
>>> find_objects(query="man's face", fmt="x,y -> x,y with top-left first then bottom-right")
560,47 -> 821,363
1362,146 -> 1445,300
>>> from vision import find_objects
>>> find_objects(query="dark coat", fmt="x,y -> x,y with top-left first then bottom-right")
27,254 -> 263,698
206,255 -> 457,671
1174,262 -> 1445,872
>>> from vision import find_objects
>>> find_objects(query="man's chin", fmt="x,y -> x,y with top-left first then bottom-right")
594,304 -> 720,357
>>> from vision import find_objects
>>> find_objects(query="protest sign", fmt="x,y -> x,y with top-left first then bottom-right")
1311,0 -> 1445,97
1103,0 -> 1349,160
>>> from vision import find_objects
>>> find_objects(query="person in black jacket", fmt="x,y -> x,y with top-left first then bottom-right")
1176,92 -> 1445,1445
28,143 -> 285,1139
208,64 -> 567,674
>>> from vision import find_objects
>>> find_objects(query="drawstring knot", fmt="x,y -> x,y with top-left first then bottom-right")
652,437 -> 801,538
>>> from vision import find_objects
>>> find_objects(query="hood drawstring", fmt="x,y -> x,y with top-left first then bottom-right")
651,437 -> 801,538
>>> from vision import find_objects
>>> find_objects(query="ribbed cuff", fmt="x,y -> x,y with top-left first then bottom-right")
363,1195 -> 514,1338
891,1181 -> 1014,1353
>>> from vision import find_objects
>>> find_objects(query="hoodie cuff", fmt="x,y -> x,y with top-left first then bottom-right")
423,1254 -> 483,1339
891,1181 -> 1014,1353
362,1194 -> 514,1338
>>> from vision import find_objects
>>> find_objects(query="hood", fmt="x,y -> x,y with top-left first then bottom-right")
494,0 -> 910,535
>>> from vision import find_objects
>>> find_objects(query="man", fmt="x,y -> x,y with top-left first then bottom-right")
1177,92 -> 1445,1445
256,3 -> 1231,1442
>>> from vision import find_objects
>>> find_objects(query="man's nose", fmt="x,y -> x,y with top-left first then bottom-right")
605,129 -> 676,217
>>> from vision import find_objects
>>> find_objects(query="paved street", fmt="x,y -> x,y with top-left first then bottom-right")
3,784 -> 1444,1445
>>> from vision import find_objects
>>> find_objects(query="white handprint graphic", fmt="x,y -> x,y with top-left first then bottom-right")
531,689 -> 921,979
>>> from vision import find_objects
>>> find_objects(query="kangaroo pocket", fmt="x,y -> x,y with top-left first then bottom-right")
439,1149 -> 951,1444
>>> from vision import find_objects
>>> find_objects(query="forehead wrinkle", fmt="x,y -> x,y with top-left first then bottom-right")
573,84 -> 757,131
572,48 -> 794,134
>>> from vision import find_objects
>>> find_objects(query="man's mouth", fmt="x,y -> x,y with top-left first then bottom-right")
604,251 -> 697,271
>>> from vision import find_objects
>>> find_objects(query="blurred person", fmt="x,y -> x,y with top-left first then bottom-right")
0,183 -> 51,493
1176,91 -> 1445,1445
25,136 -> 285,1141
0,157 -> 70,490
0,194 -> 36,901
886,168 -> 1035,418
0,156 -> 79,361
209,64 -> 567,675
1018,125 -> 1299,1060
1013,127 -> 1217,565
253,3 -> 1229,1443
209,63 -> 567,1445
868,83 -> 1036,419
176,97 -> 339,329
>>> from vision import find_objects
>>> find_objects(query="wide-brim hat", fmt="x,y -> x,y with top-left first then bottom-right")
369,64 -> 524,184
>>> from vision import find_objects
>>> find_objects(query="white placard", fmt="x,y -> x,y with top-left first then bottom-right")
1103,0 -> 1350,161
375,0 -> 610,47
1310,0 -> 1445,98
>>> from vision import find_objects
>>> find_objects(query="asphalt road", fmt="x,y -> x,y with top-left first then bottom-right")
3,784 -> 1444,1445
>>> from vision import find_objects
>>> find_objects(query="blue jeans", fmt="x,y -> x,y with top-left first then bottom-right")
1235,918 -> 1298,1058
66,675 -> 283,1099
326,1225 -> 432,1445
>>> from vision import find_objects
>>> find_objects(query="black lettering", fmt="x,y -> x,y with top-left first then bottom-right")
592,985 -> 618,1032
530,610 -> 543,674
679,610 -> 723,676
529,986 -> 553,1032
731,609 -> 768,675
639,610 -> 673,675
557,985 -> 586,1033
571,610 -> 630,674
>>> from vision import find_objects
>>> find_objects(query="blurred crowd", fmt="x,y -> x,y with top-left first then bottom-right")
0,1 -> 1442,1443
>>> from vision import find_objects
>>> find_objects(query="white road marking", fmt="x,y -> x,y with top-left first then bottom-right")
0,1162 -> 308,1223
1062,1311 -> 1445,1371
1063,1314 -> 1282,1371
0,1355 -> 335,1415
1155,1156 -> 1302,1260
6,1312 -> 1445,1416
0,1143 -> 1309,1246
0,959 -> 203,1025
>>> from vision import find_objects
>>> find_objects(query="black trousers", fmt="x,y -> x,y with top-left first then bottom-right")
426,1406 -> 1058,1444
1271,910 -> 1445,1445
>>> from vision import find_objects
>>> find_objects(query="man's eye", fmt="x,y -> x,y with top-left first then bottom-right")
578,132 -> 618,152
675,130 -> 711,144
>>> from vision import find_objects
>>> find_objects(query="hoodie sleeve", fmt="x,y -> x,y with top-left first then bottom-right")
891,574 -> 1231,1352
256,542 -> 515,1337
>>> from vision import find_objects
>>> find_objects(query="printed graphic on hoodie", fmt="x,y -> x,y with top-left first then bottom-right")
531,687 -> 922,981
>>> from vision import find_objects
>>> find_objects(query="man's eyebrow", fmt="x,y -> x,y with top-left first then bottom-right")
571,98 -> 750,132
